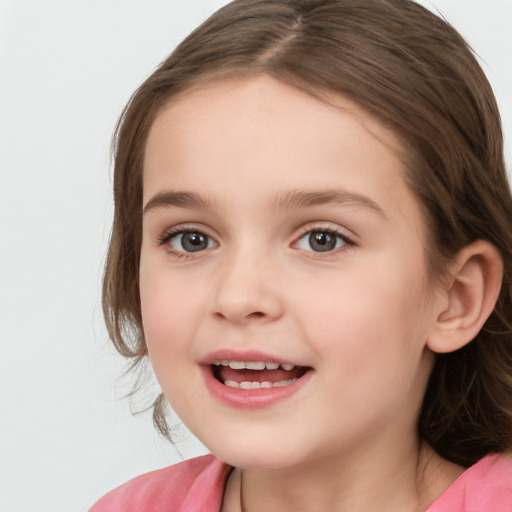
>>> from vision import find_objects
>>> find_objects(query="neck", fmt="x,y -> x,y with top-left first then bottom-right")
238,441 -> 464,512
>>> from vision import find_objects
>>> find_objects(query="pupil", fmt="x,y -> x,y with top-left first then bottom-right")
182,232 -> 207,252
309,232 -> 336,252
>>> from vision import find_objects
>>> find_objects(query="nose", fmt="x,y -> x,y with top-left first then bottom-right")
211,249 -> 285,325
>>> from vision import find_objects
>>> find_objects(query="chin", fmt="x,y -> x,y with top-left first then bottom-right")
218,450 -> 296,470
200,433 -> 308,470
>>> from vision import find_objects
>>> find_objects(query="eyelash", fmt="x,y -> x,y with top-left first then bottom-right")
157,225 -> 356,259
157,227 -> 217,259
294,226 -> 355,255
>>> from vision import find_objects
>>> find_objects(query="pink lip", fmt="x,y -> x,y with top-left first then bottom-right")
199,349 -> 299,366
199,349 -> 313,409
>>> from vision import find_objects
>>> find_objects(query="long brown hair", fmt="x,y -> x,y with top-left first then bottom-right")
103,0 -> 512,466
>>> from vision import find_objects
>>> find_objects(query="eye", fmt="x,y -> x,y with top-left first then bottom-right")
165,230 -> 217,253
296,230 -> 349,253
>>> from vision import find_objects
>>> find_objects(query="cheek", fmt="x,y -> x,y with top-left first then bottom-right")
298,264 -> 433,434
295,253 -> 432,367
139,271 -> 202,404
139,263 -> 198,358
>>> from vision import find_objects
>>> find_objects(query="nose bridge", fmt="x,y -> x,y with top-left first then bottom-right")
211,237 -> 284,324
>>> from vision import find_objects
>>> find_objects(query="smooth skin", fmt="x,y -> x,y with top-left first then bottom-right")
139,76 -> 502,512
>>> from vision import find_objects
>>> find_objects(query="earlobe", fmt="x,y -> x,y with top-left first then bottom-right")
427,240 -> 503,354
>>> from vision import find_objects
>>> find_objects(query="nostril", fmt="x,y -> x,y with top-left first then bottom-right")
213,310 -> 266,321
212,287 -> 284,323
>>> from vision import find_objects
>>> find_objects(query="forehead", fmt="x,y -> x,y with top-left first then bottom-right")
142,75 -> 421,226
145,75 -> 404,164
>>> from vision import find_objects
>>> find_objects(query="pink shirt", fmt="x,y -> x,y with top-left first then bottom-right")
90,453 -> 512,511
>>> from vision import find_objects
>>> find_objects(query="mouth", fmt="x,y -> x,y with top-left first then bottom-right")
200,351 -> 313,408
211,360 -> 310,390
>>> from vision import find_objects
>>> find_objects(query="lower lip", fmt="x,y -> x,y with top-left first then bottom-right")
200,365 -> 313,409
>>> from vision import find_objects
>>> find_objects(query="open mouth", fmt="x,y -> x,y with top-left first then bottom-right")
211,360 -> 310,390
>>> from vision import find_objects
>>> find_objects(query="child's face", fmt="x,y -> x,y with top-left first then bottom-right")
140,76 -> 441,469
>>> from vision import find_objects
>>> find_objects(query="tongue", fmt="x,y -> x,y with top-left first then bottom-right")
217,366 -> 304,384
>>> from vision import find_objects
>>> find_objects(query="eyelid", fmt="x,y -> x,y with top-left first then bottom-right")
292,223 -> 357,254
157,224 -> 219,256
156,221 -> 216,240
296,222 -> 356,241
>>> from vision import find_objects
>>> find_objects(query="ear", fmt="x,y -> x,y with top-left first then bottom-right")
427,240 -> 503,354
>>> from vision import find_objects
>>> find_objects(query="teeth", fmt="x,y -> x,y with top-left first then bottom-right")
272,378 -> 298,387
212,360 -> 295,370
213,360 -> 230,366
228,361 -> 246,369
246,361 -> 266,370
224,378 -> 298,389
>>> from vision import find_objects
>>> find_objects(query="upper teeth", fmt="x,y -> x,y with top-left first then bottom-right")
212,360 -> 295,371
225,378 -> 298,389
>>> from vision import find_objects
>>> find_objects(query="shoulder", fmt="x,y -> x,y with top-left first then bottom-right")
429,454 -> 512,512
89,454 -> 233,512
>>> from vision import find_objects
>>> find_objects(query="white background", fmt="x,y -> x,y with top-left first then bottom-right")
0,1 -> 510,511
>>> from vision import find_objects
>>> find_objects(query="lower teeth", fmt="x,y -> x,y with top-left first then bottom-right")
224,378 -> 298,389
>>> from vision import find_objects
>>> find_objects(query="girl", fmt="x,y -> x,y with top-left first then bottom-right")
91,0 -> 512,510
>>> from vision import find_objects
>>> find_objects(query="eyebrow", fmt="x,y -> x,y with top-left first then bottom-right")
272,189 -> 386,218
143,190 -> 213,214
143,188 -> 386,218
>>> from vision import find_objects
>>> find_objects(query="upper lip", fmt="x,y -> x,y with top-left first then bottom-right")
199,349 -> 304,367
